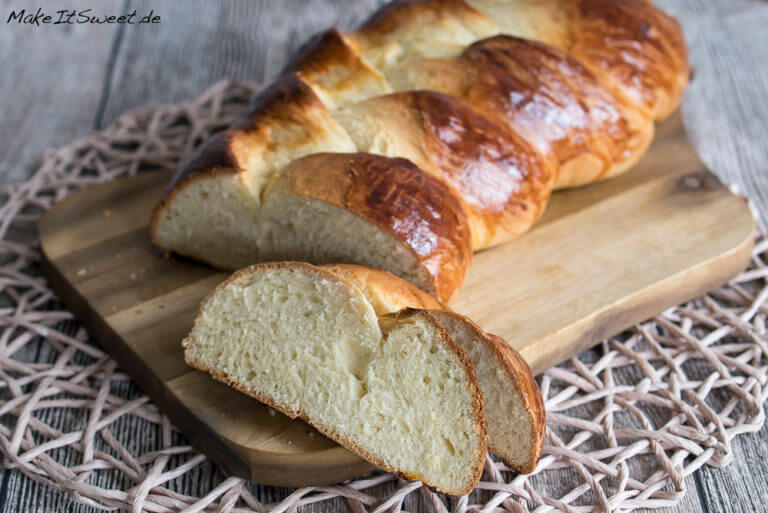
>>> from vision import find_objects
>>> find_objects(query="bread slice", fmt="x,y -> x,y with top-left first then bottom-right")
429,311 -> 545,473
182,262 -> 486,495
320,264 -> 545,473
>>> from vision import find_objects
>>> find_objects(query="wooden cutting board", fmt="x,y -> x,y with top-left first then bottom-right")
38,111 -> 755,486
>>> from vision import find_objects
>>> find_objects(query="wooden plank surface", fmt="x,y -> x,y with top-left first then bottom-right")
0,0 -> 123,179
35,109 -> 754,486
1,0 -> 768,511
98,0 -> 387,123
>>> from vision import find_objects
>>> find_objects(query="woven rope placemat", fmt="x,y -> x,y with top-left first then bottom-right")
1,79 -> 767,513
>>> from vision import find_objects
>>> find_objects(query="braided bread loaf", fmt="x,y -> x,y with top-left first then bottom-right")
152,0 -> 688,302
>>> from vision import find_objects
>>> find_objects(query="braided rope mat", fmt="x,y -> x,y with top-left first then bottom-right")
1,79 -> 767,513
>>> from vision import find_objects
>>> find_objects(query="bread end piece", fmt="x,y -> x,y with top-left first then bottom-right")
322,264 -> 546,473
430,310 -> 545,473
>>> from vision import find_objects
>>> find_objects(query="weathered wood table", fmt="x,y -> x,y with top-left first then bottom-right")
1,0 -> 766,511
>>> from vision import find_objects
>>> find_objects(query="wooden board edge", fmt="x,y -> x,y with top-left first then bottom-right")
525,204 -> 756,374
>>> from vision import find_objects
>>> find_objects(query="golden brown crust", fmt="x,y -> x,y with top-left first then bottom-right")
387,33 -> 654,189
150,72 -> 355,255
458,36 -> 654,187
286,28 -> 371,77
345,91 -> 554,248
568,0 -> 690,120
270,153 -> 472,302
355,0 -> 488,38
151,72 -> 339,245
351,0 -> 495,60
284,28 -> 390,107
399,91 -> 554,247
183,266 -> 486,495
428,310 -> 545,474
166,132 -> 242,188
165,73 -> 332,191
235,73 -> 333,132
464,0 -> 688,119
322,263 -> 445,312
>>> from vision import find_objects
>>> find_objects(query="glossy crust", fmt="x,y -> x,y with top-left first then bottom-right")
465,36 -> 653,187
165,132 -> 241,187
345,91 -> 555,248
360,0 -> 688,120
394,35 -> 654,189
568,0 -> 690,120
464,0 -> 688,119
150,72 -> 353,250
268,153 -> 473,302
183,262 -> 487,495
355,0 -> 489,36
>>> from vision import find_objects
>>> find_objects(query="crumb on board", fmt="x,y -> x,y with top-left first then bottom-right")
130,273 -> 137,280
139,267 -> 146,275
76,268 -> 87,277
103,209 -> 116,218
115,253 -> 122,260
